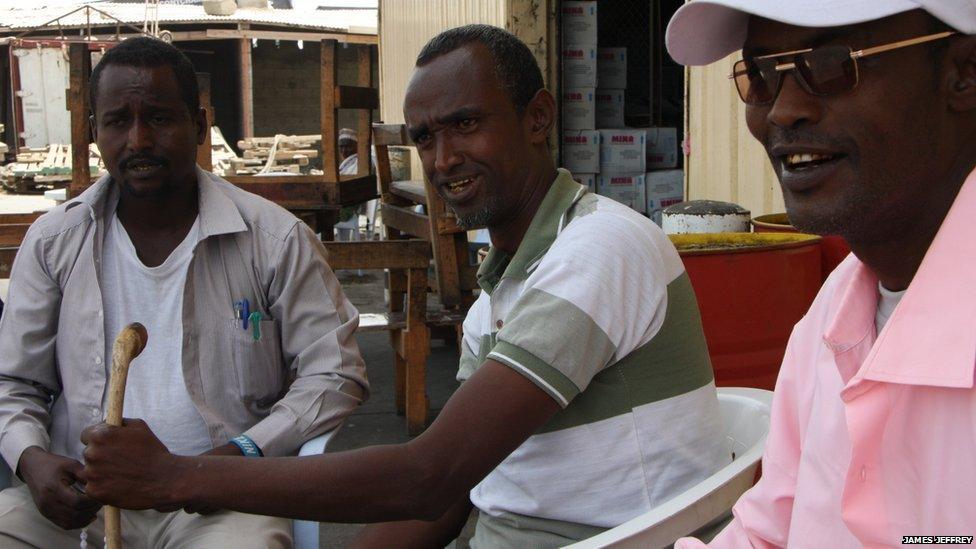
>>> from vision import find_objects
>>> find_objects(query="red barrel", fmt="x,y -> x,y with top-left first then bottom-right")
670,233 -> 822,390
751,213 -> 851,281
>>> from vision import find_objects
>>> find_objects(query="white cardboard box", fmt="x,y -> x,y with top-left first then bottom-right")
598,173 -> 647,214
597,48 -> 627,89
562,45 -> 598,88
562,88 -> 595,130
645,127 -> 679,169
563,131 -> 600,174
599,129 -> 646,173
561,1 -> 597,46
595,89 -> 625,128
571,172 -> 596,192
646,169 -> 685,225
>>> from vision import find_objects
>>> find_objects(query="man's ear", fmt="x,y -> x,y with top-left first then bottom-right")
194,106 -> 208,146
947,36 -> 976,112
524,89 -> 556,144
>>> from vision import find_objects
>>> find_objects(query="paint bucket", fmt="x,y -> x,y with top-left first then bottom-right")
751,213 -> 851,281
662,200 -> 751,234
671,233 -> 822,390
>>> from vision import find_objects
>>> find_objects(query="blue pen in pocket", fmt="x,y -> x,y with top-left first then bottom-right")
241,298 -> 251,330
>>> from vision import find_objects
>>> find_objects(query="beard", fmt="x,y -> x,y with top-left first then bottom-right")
452,194 -> 504,230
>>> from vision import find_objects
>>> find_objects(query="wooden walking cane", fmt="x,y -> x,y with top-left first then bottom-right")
104,323 -> 148,549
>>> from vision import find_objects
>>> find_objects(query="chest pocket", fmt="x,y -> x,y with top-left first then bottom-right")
227,318 -> 284,407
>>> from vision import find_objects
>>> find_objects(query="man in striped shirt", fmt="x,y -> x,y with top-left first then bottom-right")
78,24 -> 727,548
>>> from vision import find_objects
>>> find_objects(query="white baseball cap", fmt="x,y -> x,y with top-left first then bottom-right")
667,0 -> 976,66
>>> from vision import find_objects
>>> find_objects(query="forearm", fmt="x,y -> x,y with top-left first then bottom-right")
170,441 -> 454,523
351,495 -> 474,549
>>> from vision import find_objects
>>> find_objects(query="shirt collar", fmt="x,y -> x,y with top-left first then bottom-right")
63,166 -> 248,238
476,169 -> 586,294
827,169 -> 976,389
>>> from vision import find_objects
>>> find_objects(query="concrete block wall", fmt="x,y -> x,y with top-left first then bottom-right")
252,40 -> 379,138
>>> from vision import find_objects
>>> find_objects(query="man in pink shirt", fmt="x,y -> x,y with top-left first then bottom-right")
667,1 -> 976,546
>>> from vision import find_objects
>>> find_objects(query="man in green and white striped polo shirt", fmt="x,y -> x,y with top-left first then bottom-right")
75,24 -> 728,549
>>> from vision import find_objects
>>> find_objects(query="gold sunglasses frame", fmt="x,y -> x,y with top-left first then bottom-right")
730,30 -> 957,104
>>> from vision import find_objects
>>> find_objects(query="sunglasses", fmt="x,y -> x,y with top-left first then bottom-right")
731,30 -> 956,105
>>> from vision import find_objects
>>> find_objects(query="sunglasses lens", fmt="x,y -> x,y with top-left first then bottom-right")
798,46 -> 858,95
734,59 -> 779,105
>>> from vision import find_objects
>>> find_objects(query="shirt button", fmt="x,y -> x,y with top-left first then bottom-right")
495,319 -> 503,329
860,466 -> 867,482
91,408 -> 99,417
94,356 -> 102,365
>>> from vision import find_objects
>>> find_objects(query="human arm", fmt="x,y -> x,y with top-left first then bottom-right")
239,221 -> 369,457
350,495 -> 474,549
0,223 -> 102,529
17,446 -> 101,530
80,360 -> 559,521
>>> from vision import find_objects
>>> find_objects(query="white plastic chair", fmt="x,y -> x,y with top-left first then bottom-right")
0,428 -> 341,549
563,387 -> 773,549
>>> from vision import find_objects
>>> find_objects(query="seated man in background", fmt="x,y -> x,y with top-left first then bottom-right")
666,0 -> 976,546
79,25 -> 728,548
0,37 -> 368,547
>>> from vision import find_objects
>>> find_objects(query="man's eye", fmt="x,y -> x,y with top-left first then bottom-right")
458,118 -> 476,129
105,118 -> 126,127
414,133 -> 432,146
152,116 -> 172,125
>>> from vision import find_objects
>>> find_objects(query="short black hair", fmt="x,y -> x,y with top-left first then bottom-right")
416,24 -> 544,114
89,36 -> 199,116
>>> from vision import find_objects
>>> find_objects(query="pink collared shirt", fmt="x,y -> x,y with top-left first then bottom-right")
679,170 -> 976,548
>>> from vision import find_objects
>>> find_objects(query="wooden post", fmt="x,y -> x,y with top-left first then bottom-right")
196,72 -> 213,172
68,44 -> 92,199
320,39 -> 339,183
355,45 -> 372,177
239,39 -> 254,139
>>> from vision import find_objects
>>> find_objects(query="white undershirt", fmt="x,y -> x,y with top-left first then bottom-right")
876,282 -> 907,335
101,212 -> 213,456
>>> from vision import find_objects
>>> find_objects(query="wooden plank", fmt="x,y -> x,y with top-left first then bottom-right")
227,180 -> 328,209
334,86 -> 378,111
435,213 -> 464,235
239,39 -> 254,139
356,45 -> 373,178
0,247 -> 17,279
68,44 -> 92,198
404,265 -> 431,435
373,124 -> 409,147
320,39 -> 340,183
390,180 -> 427,204
423,177 -> 463,307
321,240 -> 430,270
204,28 -> 378,45
380,204 -> 431,240
0,225 -> 29,247
335,173 -> 379,206
0,212 -> 42,224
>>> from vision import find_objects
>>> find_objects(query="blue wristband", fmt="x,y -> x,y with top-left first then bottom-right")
229,434 -> 263,457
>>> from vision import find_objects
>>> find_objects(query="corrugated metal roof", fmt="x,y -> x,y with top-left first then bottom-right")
0,3 -> 377,34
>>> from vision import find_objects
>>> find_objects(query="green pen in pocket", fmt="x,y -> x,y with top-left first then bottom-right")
248,311 -> 264,341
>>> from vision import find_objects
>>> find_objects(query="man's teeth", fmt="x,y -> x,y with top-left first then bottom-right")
786,153 -> 834,169
446,178 -> 474,191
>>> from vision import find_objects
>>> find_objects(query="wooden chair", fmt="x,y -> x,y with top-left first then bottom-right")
373,123 -> 479,311
321,240 -> 431,434
226,39 -> 378,238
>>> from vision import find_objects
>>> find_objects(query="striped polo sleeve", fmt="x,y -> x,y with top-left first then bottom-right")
487,210 -> 684,406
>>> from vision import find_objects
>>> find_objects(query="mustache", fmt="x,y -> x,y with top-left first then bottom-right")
119,154 -> 168,171
765,129 -> 857,154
